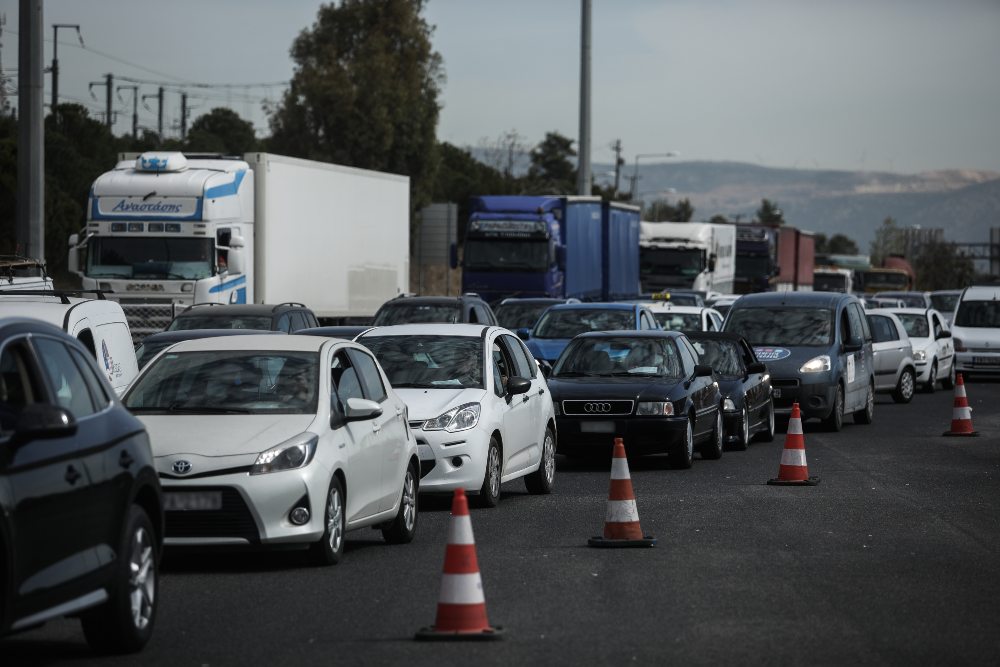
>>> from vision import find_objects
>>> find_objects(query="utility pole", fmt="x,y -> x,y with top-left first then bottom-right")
142,86 -> 164,141
576,0 -> 591,196
50,23 -> 82,119
17,0 -> 45,261
88,73 -> 114,131
117,84 -> 139,138
611,139 -> 624,195
180,92 -> 188,140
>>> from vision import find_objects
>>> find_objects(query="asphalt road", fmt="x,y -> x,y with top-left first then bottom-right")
5,380 -> 999,666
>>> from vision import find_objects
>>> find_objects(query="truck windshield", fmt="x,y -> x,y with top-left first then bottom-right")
87,237 -> 215,280
640,248 -> 704,283
735,256 -> 771,279
814,273 -> 848,292
463,239 -> 548,272
861,270 -> 909,292
726,307 -> 833,346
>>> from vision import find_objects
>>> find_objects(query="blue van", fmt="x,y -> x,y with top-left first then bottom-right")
723,292 -> 875,431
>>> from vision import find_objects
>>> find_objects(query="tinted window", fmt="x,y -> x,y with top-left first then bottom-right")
930,293 -> 960,313
501,334 -> 534,379
725,307 -> 833,346
168,315 -> 272,331
373,303 -> 462,325
362,335 -> 484,389
347,348 -> 388,402
689,338 -> 744,377
553,337 -> 681,378
0,341 -> 40,430
954,300 -> 1000,328
69,348 -> 112,408
290,312 -> 309,332
495,302 -> 553,330
35,337 -> 98,417
534,308 -> 636,339
867,315 -> 899,343
276,314 -> 292,333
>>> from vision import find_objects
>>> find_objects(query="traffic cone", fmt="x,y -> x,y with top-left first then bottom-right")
943,372 -> 979,437
588,438 -> 656,548
415,488 -> 503,641
767,403 -> 820,486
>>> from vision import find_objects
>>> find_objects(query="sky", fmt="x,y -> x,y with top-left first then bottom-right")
2,0 -> 999,175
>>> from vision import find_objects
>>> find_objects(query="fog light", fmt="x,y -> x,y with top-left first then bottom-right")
451,456 -> 463,468
181,283 -> 194,293
289,507 -> 310,525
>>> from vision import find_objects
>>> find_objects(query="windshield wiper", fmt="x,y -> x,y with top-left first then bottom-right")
389,382 -> 437,388
552,371 -> 594,377
167,403 -> 252,414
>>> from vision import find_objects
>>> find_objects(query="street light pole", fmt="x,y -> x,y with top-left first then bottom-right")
50,23 -> 82,119
629,152 -> 680,201
576,0 -> 592,196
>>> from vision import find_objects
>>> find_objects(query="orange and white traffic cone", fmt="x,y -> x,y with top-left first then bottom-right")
767,403 -> 820,486
588,438 -> 656,548
943,372 -> 979,437
415,489 -> 503,641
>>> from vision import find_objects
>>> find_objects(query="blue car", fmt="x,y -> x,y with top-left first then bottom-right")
522,302 -> 661,364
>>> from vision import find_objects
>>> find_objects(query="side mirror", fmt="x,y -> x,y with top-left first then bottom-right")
843,341 -> 863,353
556,245 -> 567,272
344,397 -> 383,422
694,364 -> 714,378
937,330 -> 952,339
12,404 -> 77,444
517,327 -> 531,340
228,245 -> 245,275
67,233 -> 81,275
746,361 -> 767,375
506,376 -> 531,396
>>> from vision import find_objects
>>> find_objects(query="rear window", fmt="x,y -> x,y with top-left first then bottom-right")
954,300 -> 1000,328
373,304 -> 461,326
725,307 -> 833,346
533,308 -> 635,339
168,315 -> 272,331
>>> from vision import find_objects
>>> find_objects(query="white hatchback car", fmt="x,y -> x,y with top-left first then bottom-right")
865,311 -> 916,403
641,303 -> 724,332
889,308 -> 955,393
950,286 -> 1000,376
124,334 -> 419,565
359,324 -> 556,508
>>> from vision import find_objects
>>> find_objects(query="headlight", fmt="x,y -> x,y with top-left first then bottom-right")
250,434 -> 318,475
723,398 -> 737,412
799,355 -> 831,373
913,349 -> 927,362
423,402 -> 481,432
636,401 -> 674,416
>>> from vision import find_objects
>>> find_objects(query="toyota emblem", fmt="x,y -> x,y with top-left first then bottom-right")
172,460 -> 192,475
584,402 -> 612,413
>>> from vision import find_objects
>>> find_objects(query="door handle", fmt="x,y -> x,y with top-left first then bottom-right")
65,465 -> 82,485
521,395 -> 530,403
537,387 -> 545,395
372,423 -> 381,433
119,451 -> 134,468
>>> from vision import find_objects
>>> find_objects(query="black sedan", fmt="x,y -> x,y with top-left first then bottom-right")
547,330 -> 722,468
685,331 -> 775,450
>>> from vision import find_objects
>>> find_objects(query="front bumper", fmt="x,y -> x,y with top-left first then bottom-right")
769,373 -> 837,420
412,424 -> 490,493
955,351 -> 1000,375
555,415 -> 688,456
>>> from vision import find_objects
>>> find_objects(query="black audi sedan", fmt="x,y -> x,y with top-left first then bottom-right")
685,331 -> 775,450
548,330 -> 722,468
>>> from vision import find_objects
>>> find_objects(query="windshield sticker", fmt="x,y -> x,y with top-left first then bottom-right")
754,347 -> 791,361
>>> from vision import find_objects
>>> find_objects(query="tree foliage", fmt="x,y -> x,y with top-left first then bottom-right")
815,233 -> 860,255
525,131 -> 576,194
643,198 -> 695,222
870,216 -> 906,265
185,108 -> 258,155
268,0 -> 443,213
913,239 -> 976,291
755,198 -> 784,225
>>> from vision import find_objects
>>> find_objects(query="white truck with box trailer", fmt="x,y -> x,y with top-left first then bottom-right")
69,152 -> 410,340
639,221 -> 736,295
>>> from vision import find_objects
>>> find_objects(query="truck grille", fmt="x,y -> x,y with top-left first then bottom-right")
561,400 -> 634,416
119,303 -> 181,344
164,487 -> 260,543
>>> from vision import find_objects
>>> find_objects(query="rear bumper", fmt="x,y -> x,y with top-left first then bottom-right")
555,415 -> 688,455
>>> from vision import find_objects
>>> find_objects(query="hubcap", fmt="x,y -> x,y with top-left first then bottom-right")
902,371 -> 914,398
543,432 -> 555,483
128,526 -> 155,631
742,406 -> 750,445
326,487 -> 343,553
488,446 -> 501,497
402,472 -> 416,531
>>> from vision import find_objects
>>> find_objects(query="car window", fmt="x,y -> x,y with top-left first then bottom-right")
725,307 -> 833,346
931,313 -> 944,337
492,340 -> 515,395
867,315 -> 898,343
689,338 -> 743,377
276,314 -> 292,333
346,348 -> 388,403
361,335 -> 484,389
168,315 -> 272,331
373,303 -> 462,325
676,336 -> 698,376
533,308 -> 636,338
69,347 -> 112,408
500,334 -> 534,379
515,337 -> 539,379
34,337 -> 98,418
552,336 -> 681,378
0,340 -> 42,430
332,352 -> 364,403
290,312 -> 308,332
847,303 -> 867,344
653,312 -> 702,332
896,313 -> 930,338
954,300 -> 1000,328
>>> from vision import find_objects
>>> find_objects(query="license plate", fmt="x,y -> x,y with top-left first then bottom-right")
773,388 -> 782,398
973,356 -> 1000,366
164,491 -> 222,511
580,421 -> 615,433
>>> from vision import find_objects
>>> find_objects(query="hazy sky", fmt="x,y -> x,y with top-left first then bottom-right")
3,0 -> 999,174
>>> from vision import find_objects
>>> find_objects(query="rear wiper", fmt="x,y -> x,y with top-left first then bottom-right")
167,403 -> 252,414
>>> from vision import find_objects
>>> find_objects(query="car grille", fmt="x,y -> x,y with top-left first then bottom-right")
165,487 -> 260,543
771,378 -> 800,388
561,400 -> 634,416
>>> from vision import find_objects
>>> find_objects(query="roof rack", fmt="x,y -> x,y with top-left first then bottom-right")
0,289 -> 111,304
275,302 -> 307,310
181,302 -> 226,312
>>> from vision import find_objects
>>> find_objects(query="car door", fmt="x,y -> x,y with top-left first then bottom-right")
677,337 -> 715,436
331,350 -> 382,521
738,339 -> 767,424
498,333 -> 545,475
867,314 -> 902,391
931,311 -> 954,375
844,303 -> 870,410
490,334 -> 535,477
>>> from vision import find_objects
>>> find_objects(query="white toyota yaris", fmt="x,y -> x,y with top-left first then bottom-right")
123,334 -> 419,564
359,324 -> 556,507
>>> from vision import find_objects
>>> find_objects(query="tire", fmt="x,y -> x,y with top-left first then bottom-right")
81,505 -> 157,654
854,381 -> 874,424
382,462 -> 418,544
669,417 -> 694,469
941,362 -> 956,390
731,404 -> 750,451
922,361 -> 937,393
892,368 -> 915,404
524,427 -> 556,495
757,399 -> 776,442
700,410 -> 724,460
823,385 -> 844,432
477,437 -> 502,508
311,476 -> 346,565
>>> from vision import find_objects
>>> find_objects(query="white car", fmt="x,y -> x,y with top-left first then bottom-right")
889,308 -> 955,393
359,324 -> 556,507
865,311 -> 916,403
123,334 -> 419,564
950,286 -> 1000,376
641,302 -> 724,332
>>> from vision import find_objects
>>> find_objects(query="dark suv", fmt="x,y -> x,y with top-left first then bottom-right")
166,302 -> 319,333
372,294 -> 498,326
0,318 -> 162,653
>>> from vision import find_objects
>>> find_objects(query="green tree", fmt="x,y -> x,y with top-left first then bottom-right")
643,198 -> 694,222
267,0 -> 444,213
870,217 -> 906,265
815,233 -> 859,255
709,214 -> 730,224
755,198 -> 784,225
913,239 -> 976,291
525,131 -> 576,194
185,108 -> 258,155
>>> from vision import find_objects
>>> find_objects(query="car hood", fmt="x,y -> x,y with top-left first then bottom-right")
395,387 -> 487,421
909,338 -> 932,353
751,345 -> 831,376
139,414 -> 316,457
526,338 -> 571,362
548,376 -> 683,401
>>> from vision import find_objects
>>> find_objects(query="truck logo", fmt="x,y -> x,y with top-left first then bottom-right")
127,283 -> 166,292
754,347 -> 792,361
110,199 -> 184,214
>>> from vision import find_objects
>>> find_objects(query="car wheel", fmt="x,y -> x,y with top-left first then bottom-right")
81,505 -> 157,654
669,417 -> 694,469
922,361 -> 937,393
892,368 -> 915,404
311,476 -> 345,565
477,437 -> 502,508
731,404 -> 750,451
758,399 -> 776,442
700,409 -> 724,459
382,462 -> 418,544
524,426 -> 556,495
941,362 -> 956,390
823,385 -> 844,432
854,381 -> 874,424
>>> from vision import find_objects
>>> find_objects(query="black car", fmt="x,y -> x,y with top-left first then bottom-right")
135,328 -> 285,369
547,330 -> 722,468
685,331 -> 775,450
492,297 -> 580,332
372,294 -> 497,326
166,303 -> 318,333
0,318 -> 162,653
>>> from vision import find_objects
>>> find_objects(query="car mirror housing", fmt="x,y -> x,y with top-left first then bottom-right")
694,364 -> 714,378
12,404 -> 77,444
746,361 -> 767,375
343,397 -> 383,422
937,330 -> 952,339
506,376 -> 531,396
843,342 -> 863,353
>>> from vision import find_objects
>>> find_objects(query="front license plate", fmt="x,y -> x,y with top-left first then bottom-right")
973,356 -> 1000,366
773,388 -> 782,398
580,421 -> 615,433
164,491 -> 223,511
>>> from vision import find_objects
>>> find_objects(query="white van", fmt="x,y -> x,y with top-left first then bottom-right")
951,285 -> 1000,377
0,291 -> 139,394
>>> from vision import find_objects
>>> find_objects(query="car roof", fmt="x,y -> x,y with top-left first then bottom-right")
162,334 -> 329,353
359,323 -> 492,337
0,295 -> 121,327
544,302 -> 641,312
573,330 -> 681,340
140,329 -> 282,343
731,292 -> 852,308
961,286 -> 1000,300
174,303 -> 310,317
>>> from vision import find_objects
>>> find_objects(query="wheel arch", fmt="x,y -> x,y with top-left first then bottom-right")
132,483 -> 164,549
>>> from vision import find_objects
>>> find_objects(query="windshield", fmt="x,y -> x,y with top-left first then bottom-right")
862,270 -> 910,291
735,256 -> 772,279
533,308 -> 636,339
463,239 -> 549,272
689,338 -> 744,377
640,247 -> 704,281
725,307 -> 833,346
930,294 -> 960,312
373,303 -> 462,326
954,300 -> 1000,328
553,336 -> 682,378
134,340 -> 175,369
895,313 -> 930,338
87,236 -> 215,280
494,302 -> 554,330
814,273 -> 849,292
125,350 -> 319,414
361,335 -> 484,389
168,316 -> 272,331
653,312 -> 701,331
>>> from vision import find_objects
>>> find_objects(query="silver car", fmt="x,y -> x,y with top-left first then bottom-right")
866,311 -> 916,403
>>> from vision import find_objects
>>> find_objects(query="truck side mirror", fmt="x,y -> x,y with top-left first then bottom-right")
228,235 -> 246,275
708,253 -> 717,272
449,242 -> 458,270
67,234 -> 80,275
556,245 -> 567,272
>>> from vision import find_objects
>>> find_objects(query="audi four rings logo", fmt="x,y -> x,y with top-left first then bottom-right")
172,460 -> 192,474
584,402 -> 612,413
